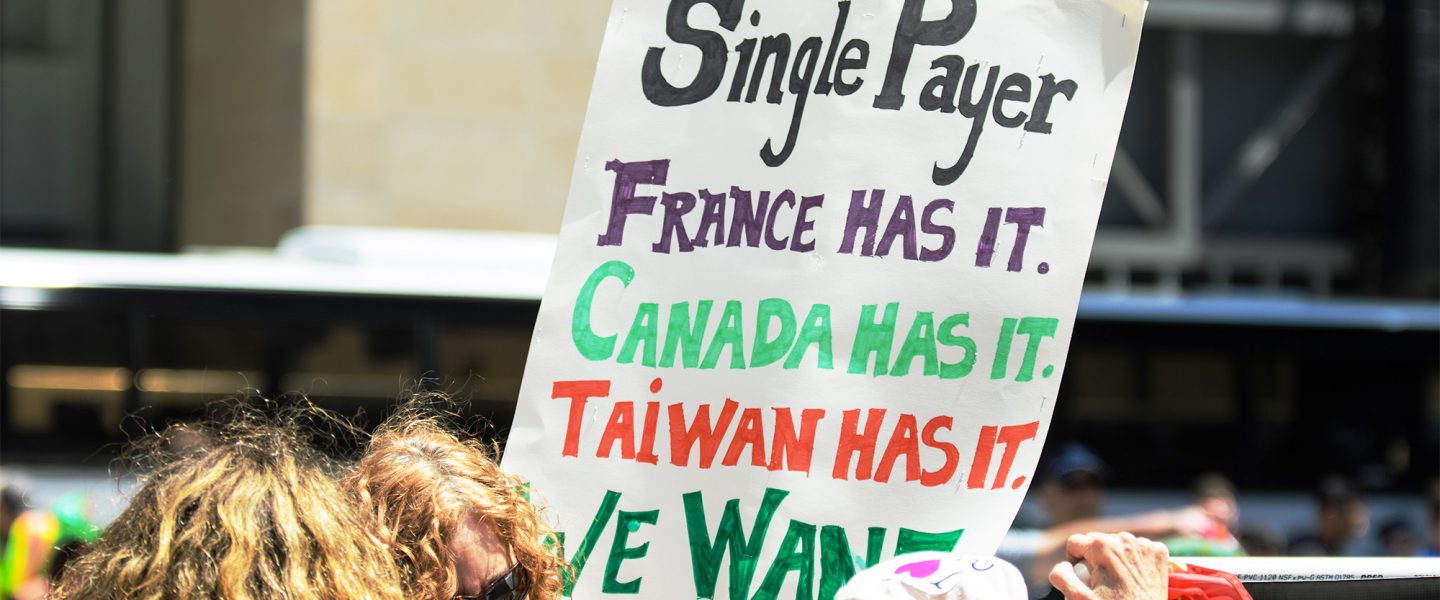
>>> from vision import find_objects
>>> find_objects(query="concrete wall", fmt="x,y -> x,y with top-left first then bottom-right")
177,0 -> 306,248
306,0 -> 608,233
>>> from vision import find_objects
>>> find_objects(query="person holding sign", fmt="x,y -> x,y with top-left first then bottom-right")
503,0 -> 1149,596
350,404 -> 566,600
49,403 -> 407,600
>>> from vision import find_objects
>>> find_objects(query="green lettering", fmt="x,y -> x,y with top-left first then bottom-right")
573,261 -> 635,361
890,311 -> 938,377
937,313 -> 977,379
990,317 -> 1018,380
785,304 -> 834,370
602,509 -> 660,594
894,527 -> 964,555
683,487 -> 789,599
561,489 -> 622,595
701,300 -> 747,369
818,525 -> 862,600
660,300 -> 713,368
848,303 -> 899,376
754,520 -> 816,600
616,303 -> 660,367
1014,317 -> 1059,382
751,298 -> 798,368
865,527 -> 886,568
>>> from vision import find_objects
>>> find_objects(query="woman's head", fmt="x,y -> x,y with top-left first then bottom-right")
349,403 -> 564,599
51,401 -> 405,600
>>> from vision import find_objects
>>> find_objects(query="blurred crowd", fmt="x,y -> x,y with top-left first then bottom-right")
998,443 -> 1440,598
0,411 -> 1437,599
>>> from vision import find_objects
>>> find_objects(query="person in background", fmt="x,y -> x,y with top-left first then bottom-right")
49,401 -> 406,600
349,399 -> 566,600
1190,474 -> 1239,537
997,444 -> 1229,598
1037,444 -> 1110,526
1287,475 -> 1370,556
1377,517 -> 1422,557
1235,524 -> 1285,557
1162,474 -> 1244,557
0,485 -> 21,599
0,493 -> 100,600
0,485 -> 18,559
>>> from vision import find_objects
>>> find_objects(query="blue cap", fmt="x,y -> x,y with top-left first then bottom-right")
1040,443 -> 1108,484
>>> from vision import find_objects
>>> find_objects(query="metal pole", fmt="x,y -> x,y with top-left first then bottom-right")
1168,31 -> 1203,262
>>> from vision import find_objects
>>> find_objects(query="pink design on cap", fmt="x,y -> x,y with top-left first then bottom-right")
894,559 -> 941,579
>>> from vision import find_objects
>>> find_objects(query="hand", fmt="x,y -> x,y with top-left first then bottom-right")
1049,532 -> 1169,600
1170,505 -> 1220,538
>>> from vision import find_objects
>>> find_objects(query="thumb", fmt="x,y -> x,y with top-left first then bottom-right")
1049,561 -> 1098,600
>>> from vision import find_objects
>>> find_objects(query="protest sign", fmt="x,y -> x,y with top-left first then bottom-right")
502,1 -> 1147,597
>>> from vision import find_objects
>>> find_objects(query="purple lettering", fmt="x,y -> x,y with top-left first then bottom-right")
919,199 -> 955,262
876,195 -> 918,260
653,191 -> 697,253
974,207 -> 1002,267
597,159 -> 668,246
1003,207 -> 1045,272
839,189 -> 884,256
726,186 -> 768,248
791,194 -> 824,252
692,189 -> 727,248
763,190 -> 797,250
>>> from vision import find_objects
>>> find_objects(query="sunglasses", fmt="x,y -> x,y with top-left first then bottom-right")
454,561 -> 528,600
1058,472 -> 1103,491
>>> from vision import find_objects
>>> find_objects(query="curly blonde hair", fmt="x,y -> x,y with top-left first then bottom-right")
50,400 -> 406,600
348,401 -> 565,599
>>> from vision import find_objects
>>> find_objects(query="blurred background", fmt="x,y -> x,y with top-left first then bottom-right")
0,0 -> 1437,580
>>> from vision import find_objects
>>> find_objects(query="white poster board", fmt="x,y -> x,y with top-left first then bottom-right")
502,1 -> 1147,597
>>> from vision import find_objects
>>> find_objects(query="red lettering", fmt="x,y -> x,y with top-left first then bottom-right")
552,379 -> 611,457
919,416 -> 959,487
597,401 -> 636,460
669,399 -> 738,468
991,421 -> 1040,489
832,408 -> 886,481
968,425 -> 998,489
722,407 -> 767,467
637,401 -> 660,464
768,407 -> 824,473
874,413 -> 921,483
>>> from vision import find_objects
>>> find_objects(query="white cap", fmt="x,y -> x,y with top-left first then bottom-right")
835,553 -> 1028,600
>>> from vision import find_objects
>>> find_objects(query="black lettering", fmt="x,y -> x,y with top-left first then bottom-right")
726,39 -> 758,102
1023,74 -> 1078,134
993,73 -> 1033,128
834,40 -> 869,95
761,36 -> 822,167
642,0 -> 744,107
747,34 -> 791,104
873,0 -> 978,110
933,64 -> 999,185
918,55 -> 965,114
813,1 -> 854,95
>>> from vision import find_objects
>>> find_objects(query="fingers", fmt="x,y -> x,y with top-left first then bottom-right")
1072,531 -> 1127,567
1048,560 -> 1097,600
1056,532 -> 1172,599
1064,533 -> 1096,562
1066,532 -> 1170,573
